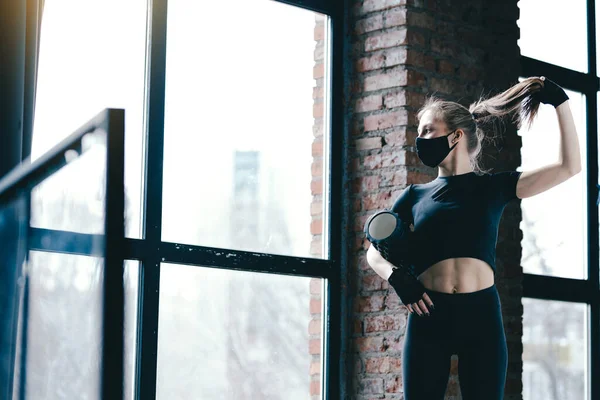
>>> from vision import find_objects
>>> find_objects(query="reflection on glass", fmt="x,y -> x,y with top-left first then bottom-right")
30,132 -> 107,237
522,298 -> 587,400
161,0 -> 328,259
32,0 -> 147,238
518,87 -> 587,279
25,251 -> 103,400
21,254 -> 138,400
156,263 -> 320,400
517,0 -> 587,73
0,195 -> 28,400
124,261 -> 139,400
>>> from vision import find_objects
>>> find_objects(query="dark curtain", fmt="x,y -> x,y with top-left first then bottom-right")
0,0 -> 44,177
0,0 -> 44,398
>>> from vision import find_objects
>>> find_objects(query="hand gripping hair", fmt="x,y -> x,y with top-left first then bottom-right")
364,210 -> 426,305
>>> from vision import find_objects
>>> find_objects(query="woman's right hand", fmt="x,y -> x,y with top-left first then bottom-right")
406,292 -> 435,317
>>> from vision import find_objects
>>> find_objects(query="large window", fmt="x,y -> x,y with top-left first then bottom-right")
517,1 -> 600,399
30,0 -> 344,399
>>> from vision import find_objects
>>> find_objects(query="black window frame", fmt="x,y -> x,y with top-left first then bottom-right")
125,1 -> 351,399
519,0 -> 600,396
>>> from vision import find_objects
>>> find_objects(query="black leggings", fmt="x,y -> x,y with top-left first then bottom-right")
402,283 -> 508,399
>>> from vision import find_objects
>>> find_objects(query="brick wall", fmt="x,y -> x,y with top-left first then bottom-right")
329,1 -> 523,399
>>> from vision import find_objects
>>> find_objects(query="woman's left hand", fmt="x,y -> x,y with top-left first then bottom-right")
534,76 -> 569,108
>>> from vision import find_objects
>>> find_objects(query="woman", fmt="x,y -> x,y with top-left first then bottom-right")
366,76 -> 581,399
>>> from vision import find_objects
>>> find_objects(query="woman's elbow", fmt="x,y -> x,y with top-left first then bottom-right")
366,245 -> 379,267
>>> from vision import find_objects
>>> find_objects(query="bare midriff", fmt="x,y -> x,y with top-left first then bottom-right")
417,257 -> 494,294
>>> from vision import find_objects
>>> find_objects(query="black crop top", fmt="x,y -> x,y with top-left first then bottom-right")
391,170 -> 523,277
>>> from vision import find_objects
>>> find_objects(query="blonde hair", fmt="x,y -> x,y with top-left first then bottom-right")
417,77 -> 545,173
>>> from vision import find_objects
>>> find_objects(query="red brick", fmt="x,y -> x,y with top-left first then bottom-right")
310,278 -> 321,295
384,375 -> 402,393
355,0 -> 404,16
384,128 -> 413,147
353,319 -> 362,334
364,314 -> 405,332
351,156 -> 361,172
362,273 -> 385,291
311,200 -> 322,216
311,160 -> 323,176
438,59 -> 457,74
313,85 -> 324,99
406,49 -> 436,70
355,294 -> 386,313
310,379 -> 321,396
310,238 -> 322,257
430,37 -> 456,57
362,151 -> 406,169
356,377 -> 384,395
310,298 -> 321,314
364,68 -> 407,92
406,69 -> 426,86
313,102 -> 323,118
356,94 -> 383,113
365,28 -> 407,52
356,136 -> 383,150
356,48 -> 407,72
365,356 -> 402,374
309,361 -> 321,375
429,76 -> 461,94
308,318 -> 321,335
406,30 -> 426,47
356,14 -> 384,35
313,121 -> 323,137
310,218 -> 322,235
311,178 -> 323,195
355,214 -> 370,233
314,44 -> 324,62
309,338 -> 321,355
364,110 -> 408,132
407,11 -> 435,30
352,175 -> 381,193
354,336 -> 385,352
362,191 -> 394,210
384,294 -> 404,311
353,197 -> 362,213
383,7 -> 407,28
314,24 -> 324,41
312,139 -> 323,156
313,63 -> 324,79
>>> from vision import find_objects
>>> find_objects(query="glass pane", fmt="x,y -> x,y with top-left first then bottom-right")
18,255 -> 138,400
522,298 -> 588,400
517,0 -> 587,73
156,263 -> 322,399
518,88 -> 587,279
33,0 -> 147,238
124,261 -> 140,400
24,251 -> 103,400
0,195 -> 28,400
162,0 -> 329,259
30,130 -> 107,236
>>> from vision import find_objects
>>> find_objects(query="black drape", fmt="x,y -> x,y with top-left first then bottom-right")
0,0 -> 43,177
0,0 -> 43,397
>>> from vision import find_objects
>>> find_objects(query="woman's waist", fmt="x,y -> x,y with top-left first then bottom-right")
416,257 -> 494,294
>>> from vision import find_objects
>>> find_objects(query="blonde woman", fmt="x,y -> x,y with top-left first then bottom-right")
366,76 -> 581,399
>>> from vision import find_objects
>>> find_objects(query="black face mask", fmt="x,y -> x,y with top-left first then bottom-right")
415,130 -> 458,167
